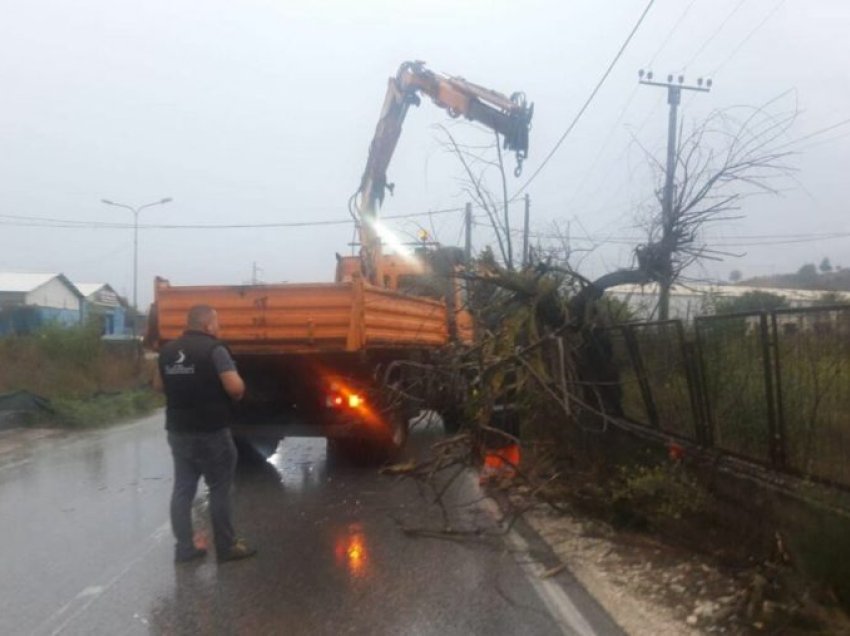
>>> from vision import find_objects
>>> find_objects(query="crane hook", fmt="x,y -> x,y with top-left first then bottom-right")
514,155 -> 524,178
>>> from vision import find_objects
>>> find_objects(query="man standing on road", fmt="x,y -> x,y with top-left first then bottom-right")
155,304 -> 257,564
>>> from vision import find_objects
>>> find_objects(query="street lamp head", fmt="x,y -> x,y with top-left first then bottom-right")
160,197 -> 173,204
101,199 -> 115,205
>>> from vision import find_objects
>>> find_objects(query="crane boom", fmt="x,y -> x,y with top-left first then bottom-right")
354,61 -> 533,286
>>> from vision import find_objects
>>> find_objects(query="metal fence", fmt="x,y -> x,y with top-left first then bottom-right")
607,305 -> 850,490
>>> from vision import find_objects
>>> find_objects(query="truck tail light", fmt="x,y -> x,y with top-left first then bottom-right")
326,392 -> 365,409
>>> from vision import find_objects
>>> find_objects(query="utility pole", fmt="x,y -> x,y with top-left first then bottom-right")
522,194 -> 531,268
638,70 -> 711,320
251,262 -> 262,285
464,202 -> 472,263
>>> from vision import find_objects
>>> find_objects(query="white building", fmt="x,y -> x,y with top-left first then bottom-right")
0,273 -> 84,334
606,282 -> 850,322
74,283 -> 128,336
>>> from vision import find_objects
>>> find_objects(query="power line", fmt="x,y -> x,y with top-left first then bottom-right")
512,0 -> 657,198
710,0 -> 786,76
0,205 -> 469,231
710,234 -> 850,247
571,0 -> 702,212
565,0 -> 701,212
646,0 -> 700,68
684,0 -> 747,69
471,218 -> 850,247
794,129 -> 850,152
776,116 -> 850,151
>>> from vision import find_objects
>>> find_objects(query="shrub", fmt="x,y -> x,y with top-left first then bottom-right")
51,390 -> 163,428
0,321 -> 146,399
713,290 -> 788,315
611,462 -> 708,527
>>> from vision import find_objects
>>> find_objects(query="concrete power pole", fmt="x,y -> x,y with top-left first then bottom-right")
638,70 -> 711,320
464,202 -> 473,263
251,262 -> 262,285
522,194 -> 531,268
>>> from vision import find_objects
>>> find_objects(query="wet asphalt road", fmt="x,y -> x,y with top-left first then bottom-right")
0,413 -> 621,636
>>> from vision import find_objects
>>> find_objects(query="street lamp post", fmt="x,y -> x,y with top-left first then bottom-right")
101,197 -> 172,336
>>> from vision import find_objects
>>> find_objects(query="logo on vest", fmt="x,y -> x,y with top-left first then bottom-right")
165,349 -> 195,375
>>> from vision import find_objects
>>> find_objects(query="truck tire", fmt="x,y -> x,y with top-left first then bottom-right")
327,410 -> 409,466
379,408 -> 409,461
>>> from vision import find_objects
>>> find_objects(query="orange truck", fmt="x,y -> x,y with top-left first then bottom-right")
148,61 -> 532,460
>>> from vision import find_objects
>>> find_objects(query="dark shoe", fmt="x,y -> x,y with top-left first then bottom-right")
217,539 -> 257,563
175,546 -> 207,563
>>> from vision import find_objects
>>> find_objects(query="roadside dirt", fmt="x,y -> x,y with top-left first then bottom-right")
0,427 -> 66,467
526,504 -> 850,636
527,506 -> 751,635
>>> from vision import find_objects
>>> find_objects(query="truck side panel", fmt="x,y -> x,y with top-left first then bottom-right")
362,288 -> 447,347
153,278 -> 469,354
156,282 -> 355,352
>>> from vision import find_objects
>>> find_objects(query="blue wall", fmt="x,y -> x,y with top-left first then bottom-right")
80,302 -> 127,336
98,306 -> 126,336
0,306 -> 82,336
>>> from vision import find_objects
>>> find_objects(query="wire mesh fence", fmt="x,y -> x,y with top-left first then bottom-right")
630,321 -> 699,441
773,306 -> 850,486
695,313 -> 774,463
606,306 -> 850,490
606,326 -> 649,425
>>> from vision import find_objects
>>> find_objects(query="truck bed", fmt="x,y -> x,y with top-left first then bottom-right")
153,276 -> 471,354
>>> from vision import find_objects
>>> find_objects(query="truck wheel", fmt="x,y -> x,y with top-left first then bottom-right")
327,412 -> 408,466
377,408 -> 409,461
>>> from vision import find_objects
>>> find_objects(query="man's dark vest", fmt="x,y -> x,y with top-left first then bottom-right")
159,330 -> 233,433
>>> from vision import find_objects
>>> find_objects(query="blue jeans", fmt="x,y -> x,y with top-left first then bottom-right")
167,428 -> 238,556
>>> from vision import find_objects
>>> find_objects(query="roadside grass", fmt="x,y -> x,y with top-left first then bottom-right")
50,390 -> 163,429
593,316 -> 850,625
613,319 -> 850,487
0,321 -> 162,428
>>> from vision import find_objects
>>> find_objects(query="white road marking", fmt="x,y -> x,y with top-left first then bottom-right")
34,521 -> 170,636
0,458 -> 33,473
477,484 -> 599,636
506,528 -> 598,636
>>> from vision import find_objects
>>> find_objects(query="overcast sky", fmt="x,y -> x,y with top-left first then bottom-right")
1,0 -> 848,306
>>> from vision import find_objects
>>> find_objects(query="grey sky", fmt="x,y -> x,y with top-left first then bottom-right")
1,0 -> 848,306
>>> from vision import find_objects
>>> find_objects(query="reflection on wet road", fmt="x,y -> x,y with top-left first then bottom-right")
0,413 -> 607,635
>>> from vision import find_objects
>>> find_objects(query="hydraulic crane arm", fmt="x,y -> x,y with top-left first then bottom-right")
354,61 -> 533,286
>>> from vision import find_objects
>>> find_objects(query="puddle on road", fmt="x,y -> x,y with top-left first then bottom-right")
267,438 -> 329,492
333,522 -> 371,580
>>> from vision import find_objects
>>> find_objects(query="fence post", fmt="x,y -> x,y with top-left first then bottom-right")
623,325 -> 660,428
677,321 -> 708,446
768,312 -> 787,469
759,312 -> 782,468
693,318 -> 715,447
554,336 -> 570,417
